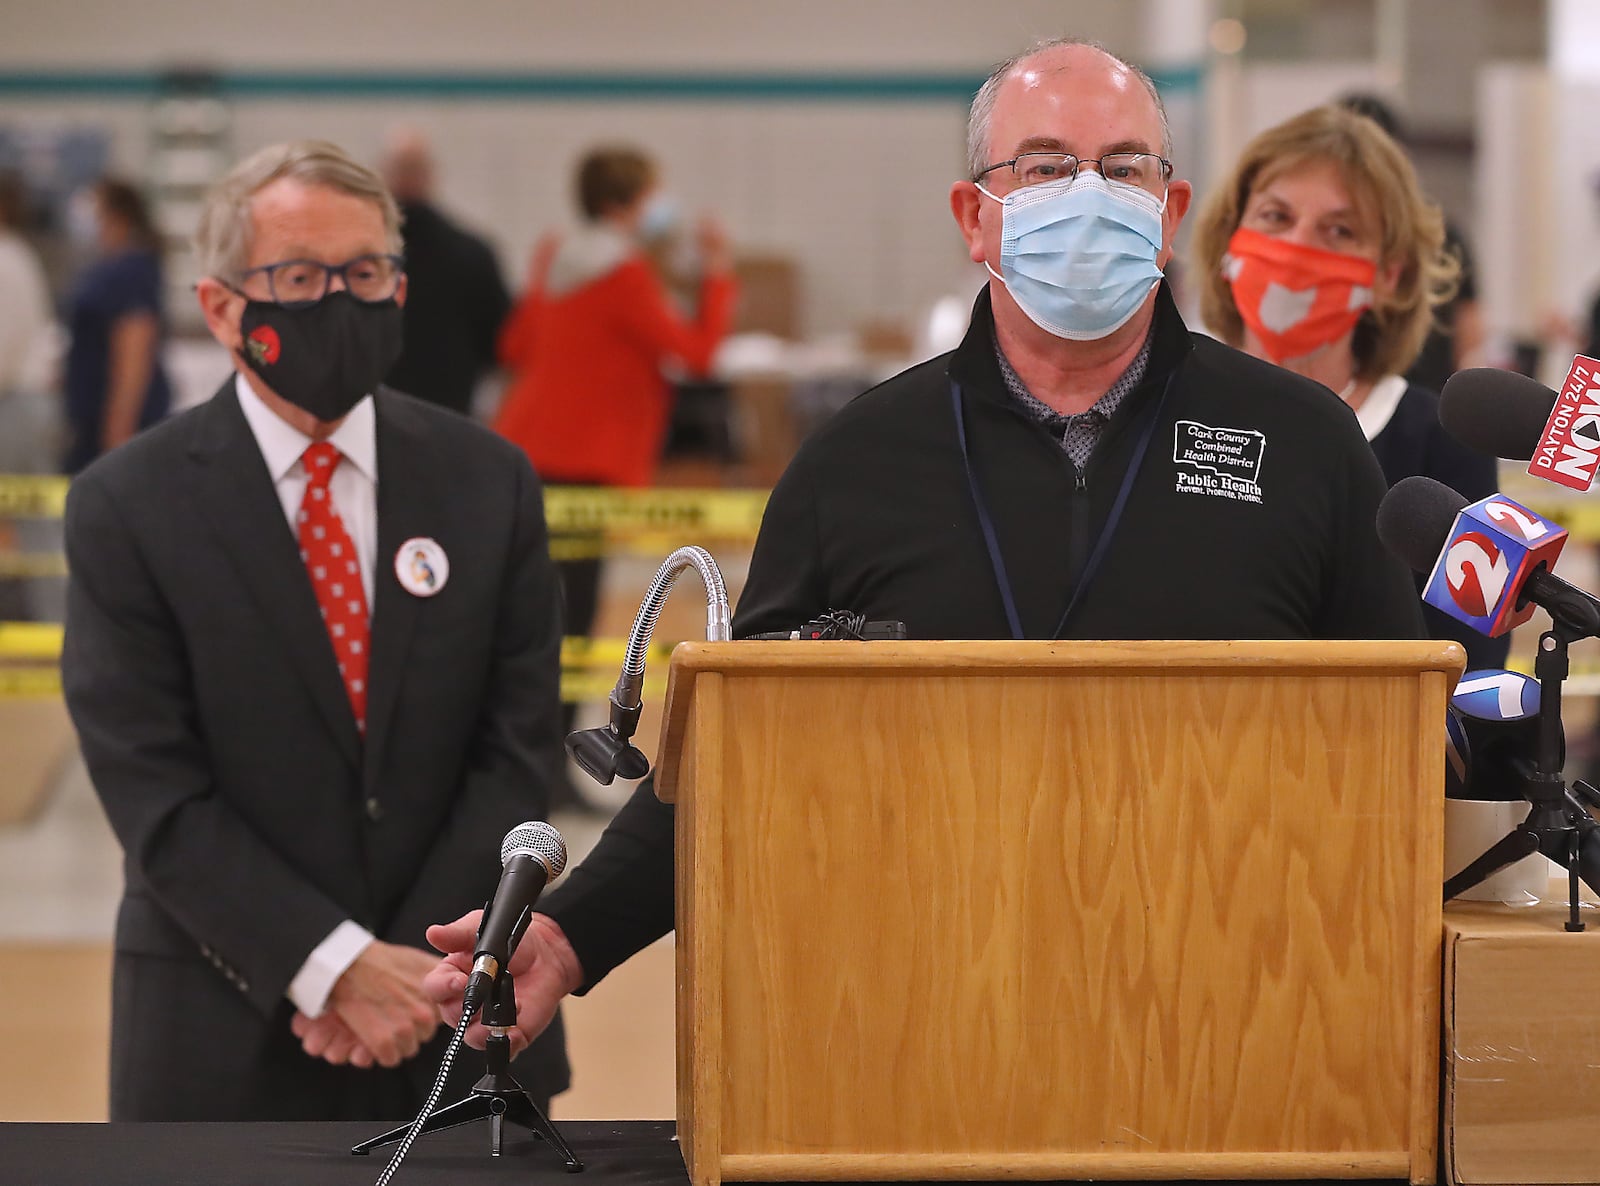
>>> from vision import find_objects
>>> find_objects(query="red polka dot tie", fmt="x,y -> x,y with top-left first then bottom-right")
297,442 -> 370,731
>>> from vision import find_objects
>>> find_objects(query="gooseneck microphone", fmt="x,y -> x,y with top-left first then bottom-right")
461,821 -> 568,1021
567,545 -> 731,785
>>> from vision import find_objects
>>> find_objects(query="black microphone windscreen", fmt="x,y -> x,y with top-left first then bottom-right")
1376,475 -> 1469,574
1438,368 -> 1559,460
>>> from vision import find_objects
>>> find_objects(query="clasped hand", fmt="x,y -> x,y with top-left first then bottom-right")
290,940 -> 441,1069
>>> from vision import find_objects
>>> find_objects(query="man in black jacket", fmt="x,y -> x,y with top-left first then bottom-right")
381,129 -> 510,416
423,38 -> 1427,1052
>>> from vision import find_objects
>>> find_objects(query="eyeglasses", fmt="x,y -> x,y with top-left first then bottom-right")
230,253 -> 405,309
974,152 -> 1172,196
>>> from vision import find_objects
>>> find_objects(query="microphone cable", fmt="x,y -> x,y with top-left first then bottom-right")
799,609 -> 868,639
748,609 -> 908,640
372,1011 -> 471,1186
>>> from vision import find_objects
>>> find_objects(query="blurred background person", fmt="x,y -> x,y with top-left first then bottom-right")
1338,92 -> 1485,393
493,145 -> 737,813
61,177 -> 171,473
494,146 -> 736,490
0,170 -> 62,622
1191,103 -> 1505,672
0,172 -> 55,469
379,127 -> 511,417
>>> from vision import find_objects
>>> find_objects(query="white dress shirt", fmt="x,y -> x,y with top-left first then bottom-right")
234,372 -> 378,1017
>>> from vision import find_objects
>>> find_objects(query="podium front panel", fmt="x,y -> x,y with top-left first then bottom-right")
660,642 -> 1457,1184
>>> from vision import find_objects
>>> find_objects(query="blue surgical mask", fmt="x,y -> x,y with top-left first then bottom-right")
977,171 -> 1166,341
638,193 -> 679,242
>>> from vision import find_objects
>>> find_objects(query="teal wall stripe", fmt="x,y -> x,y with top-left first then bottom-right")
0,66 -> 1203,103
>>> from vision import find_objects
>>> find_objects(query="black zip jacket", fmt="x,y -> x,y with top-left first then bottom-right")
541,283 -> 1427,987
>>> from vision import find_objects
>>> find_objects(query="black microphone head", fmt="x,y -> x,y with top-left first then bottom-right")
1439,368 -> 1559,461
500,820 -> 567,878
1376,475 -> 1469,574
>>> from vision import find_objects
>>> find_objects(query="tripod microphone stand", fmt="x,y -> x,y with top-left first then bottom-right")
1444,614 -> 1600,929
352,971 -> 582,1169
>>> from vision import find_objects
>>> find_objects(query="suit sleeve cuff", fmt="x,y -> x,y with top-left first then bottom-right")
286,920 -> 375,1017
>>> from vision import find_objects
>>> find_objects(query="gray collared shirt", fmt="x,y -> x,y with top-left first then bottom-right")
995,329 -> 1154,471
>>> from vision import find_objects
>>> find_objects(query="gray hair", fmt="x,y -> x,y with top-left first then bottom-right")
965,38 -> 1173,180
195,140 -> 402,278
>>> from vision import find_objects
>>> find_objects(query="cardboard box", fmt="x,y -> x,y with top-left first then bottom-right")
731,254 -> 801,340
1443,886 -> 1600,1184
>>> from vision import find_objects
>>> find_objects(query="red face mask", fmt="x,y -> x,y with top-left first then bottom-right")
1223,226 -> 1378,364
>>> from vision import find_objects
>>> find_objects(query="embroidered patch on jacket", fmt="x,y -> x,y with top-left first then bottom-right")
1172,420 -> 1265,504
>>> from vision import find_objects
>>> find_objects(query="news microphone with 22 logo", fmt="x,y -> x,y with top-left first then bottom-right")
1422,496 -> 1567,637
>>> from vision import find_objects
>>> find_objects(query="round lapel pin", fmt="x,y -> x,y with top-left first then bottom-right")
395,537 -> 449,598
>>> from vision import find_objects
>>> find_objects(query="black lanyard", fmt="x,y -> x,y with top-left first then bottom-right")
952,373 -> 1174,640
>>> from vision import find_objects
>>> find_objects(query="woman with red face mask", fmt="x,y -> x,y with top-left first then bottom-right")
1191,103 -> 1504,670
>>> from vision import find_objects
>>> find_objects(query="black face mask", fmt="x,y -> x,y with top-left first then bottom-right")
237,291 -> 403,422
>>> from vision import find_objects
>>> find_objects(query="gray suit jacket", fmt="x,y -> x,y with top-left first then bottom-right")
62,379 -> 569,1120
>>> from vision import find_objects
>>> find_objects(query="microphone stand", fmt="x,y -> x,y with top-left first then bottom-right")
566,545 -> 730,784
1444,614 -> 1600,929
352,971 -> 582,1168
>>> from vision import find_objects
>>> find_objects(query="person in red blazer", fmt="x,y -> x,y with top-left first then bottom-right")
494,146 -> 737,490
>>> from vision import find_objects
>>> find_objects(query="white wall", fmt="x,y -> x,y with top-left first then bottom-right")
0,1 -> 1151,337
0,0 -> 1135,71
1476,65 -> 1553,354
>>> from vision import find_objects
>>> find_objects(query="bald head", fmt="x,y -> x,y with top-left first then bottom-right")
381,126 -> 434,203
966,39 -> 1170,180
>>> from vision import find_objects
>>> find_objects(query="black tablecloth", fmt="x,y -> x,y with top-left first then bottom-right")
0,1119 -> 1424,1186
0,1119 -> 680,1186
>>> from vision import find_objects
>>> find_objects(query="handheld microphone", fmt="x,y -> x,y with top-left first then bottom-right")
1449,669 -> 1548,801
1439,358 -> 1600,489
1375,475 -> 1599,636
461,821 -> 567,1020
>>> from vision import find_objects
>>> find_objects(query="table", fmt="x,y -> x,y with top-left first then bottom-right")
0,1120 -> 1427,1186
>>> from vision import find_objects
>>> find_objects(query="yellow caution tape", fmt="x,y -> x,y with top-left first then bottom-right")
0,475 -> 70,518
0,667 -> 60,697
543,486 -> 767,539
13,465 -> 1600,547
0,473 -> 765,567
0,473 -> 769,537
0,624 -> 683,703
559,637 -> 677,667
3,628 -> 680,666
1532,503 -> 1600,542
0,622 -> 1591,704
556,671 -> 670,707
0,664 -> 668,703
0,552 -> 69,579
0,621 -> 63,660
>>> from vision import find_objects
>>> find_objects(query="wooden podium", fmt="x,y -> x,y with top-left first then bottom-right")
654,640 -> 1463,1185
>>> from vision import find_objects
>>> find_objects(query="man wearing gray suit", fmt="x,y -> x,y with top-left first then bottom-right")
62,140 -> 568,1120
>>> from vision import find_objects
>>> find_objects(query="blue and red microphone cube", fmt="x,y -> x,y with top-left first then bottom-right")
1422,496 -> 1567,637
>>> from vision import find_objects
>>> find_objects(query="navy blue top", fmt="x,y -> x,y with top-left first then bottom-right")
63,247 -> 172,473
1367,380 -> 1509,672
